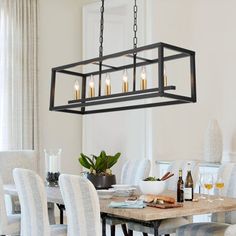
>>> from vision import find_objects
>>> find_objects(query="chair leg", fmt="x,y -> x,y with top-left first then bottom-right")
121,224 -> 129,236
128,229 -> 133,236
111,225 -> 116,236
143,233 -> 148,236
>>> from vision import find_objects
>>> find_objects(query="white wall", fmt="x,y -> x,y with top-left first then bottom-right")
82,0 -> 148,180
38,0 -> 83,175
37,0 -> 236,176
149,0 -> 236,162
81,0 -> 236,167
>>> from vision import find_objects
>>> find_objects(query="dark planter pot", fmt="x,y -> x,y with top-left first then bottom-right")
87,174 -> 116,189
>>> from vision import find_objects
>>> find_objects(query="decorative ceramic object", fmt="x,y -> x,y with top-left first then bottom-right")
204,119 -> 222,163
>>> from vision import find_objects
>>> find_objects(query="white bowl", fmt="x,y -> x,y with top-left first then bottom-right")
97,189 -> 115,199
139,180 -> 166,195
111,184 -> 133,190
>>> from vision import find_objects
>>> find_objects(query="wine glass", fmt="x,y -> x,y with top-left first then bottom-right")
198,173 -> 206,199
203,173 -> 214,202
215,176 -> 224,201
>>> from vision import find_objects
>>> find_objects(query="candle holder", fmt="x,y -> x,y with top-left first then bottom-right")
44,149 -> 62,187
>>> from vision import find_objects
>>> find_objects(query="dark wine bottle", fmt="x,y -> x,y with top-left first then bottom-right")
177,169 -> 184,203
184,163 -> 194,201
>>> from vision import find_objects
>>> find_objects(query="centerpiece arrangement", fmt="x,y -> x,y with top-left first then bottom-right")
79,151 -> 121,189
139,172 -> 174,195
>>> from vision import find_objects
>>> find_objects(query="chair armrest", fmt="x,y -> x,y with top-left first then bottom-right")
4,194 -> 21,214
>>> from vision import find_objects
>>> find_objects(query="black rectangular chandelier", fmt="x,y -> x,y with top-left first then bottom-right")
49,0 -> 196,115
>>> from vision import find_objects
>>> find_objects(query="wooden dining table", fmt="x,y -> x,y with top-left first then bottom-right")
4,184 -> 236,236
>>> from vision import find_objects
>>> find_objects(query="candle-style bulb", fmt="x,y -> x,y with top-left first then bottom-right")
89,75 -> 95,97
140,67 -> 147,90
141,67 -> 146,80
105,73 -> 111,95
106,74 -> 111,86
123,69 -> 128,82
89,76 -> 95,87
122,69 -> 129,92
74,80 -> 80,100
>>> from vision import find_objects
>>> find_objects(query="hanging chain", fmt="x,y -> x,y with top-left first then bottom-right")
133,0 -> 138,51
99,0 -> 105,58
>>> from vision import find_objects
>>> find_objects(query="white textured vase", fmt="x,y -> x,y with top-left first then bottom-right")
204,119 -> 223,163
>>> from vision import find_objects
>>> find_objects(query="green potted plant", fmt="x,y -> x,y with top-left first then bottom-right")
79,151 -> 121,189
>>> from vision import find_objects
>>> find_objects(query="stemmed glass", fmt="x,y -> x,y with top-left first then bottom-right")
198,173 -> 206,199
215,176 -> 224,201
203,173 -> 214,202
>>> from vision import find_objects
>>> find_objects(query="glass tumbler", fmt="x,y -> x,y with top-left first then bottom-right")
44,149 -> 62,187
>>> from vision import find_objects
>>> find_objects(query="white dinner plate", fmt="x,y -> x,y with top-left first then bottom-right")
97,189 -> 116,199
111,184 -> 133,190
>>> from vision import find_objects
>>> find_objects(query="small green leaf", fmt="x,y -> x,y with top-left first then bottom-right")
107,152 -> 121,168
79,151 -> 121,175
94,155 -> 106,172
79,156 -> 91,169
80,153 -> 95,169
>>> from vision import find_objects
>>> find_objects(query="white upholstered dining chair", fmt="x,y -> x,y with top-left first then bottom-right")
176,163 -> 236,236
176,222 -> 233,236
109,159 -> 151,236
59,174 -> 101,236
13,168 -> 67,236
0,150 -> 55,224
120,159 -> 151,185
165,160 -> 199,191
0,150 -> 37,214
128,160 -> 199,236
0,176 -> 20,235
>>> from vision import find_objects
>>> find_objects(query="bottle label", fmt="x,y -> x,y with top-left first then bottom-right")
184,187 -> 192,199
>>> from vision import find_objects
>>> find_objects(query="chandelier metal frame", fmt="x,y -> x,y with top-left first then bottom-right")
49,0 -> 196,115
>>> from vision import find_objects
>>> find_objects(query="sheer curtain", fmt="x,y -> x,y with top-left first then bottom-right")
0,0 -> 38,150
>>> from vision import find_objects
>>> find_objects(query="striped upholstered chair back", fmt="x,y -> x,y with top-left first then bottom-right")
13,168 -> 51,236
212,163 -> 236,224
0,177 -> 8,234
120,159 -> 151,185
165,160 -> 199,191
0,176 -> 21,235
59,174 -> 101,236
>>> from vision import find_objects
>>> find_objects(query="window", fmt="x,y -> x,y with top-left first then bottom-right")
0,1 -> 38,150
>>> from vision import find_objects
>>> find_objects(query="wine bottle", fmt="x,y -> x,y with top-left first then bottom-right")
177,169 -> 184,203
184,163 -> 194,201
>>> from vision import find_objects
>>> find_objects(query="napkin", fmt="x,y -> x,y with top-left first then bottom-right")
109,200 -> 146,209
